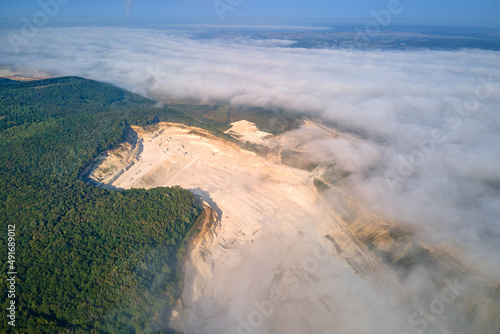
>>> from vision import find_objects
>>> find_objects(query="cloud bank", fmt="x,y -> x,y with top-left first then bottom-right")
2,25 -> 499,272
1,25 -> 499,332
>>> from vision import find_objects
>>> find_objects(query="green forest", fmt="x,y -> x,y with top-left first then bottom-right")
0,76 -> 208,333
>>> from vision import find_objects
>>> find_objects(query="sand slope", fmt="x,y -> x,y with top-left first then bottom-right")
88,122 -> 422,334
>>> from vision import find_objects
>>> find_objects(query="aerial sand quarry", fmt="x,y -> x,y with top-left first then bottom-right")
87,120 -> 497,334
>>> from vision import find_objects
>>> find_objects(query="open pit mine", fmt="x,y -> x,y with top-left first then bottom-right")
85,120 -> 499,334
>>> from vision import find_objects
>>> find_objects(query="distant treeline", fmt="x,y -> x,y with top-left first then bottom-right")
0,76 -> 206,333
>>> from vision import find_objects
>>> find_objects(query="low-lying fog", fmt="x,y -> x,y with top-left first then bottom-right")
2,26 -> 499,333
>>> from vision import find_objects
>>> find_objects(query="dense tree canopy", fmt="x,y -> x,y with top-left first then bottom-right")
0,77 -> 201,333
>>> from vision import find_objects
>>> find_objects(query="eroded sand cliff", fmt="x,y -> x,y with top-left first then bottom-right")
86,121 -> 499,334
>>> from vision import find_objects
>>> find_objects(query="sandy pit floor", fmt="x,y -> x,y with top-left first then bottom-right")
91,122 -> 413,334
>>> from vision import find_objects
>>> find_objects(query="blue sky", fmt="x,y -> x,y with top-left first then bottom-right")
0,0 -> 499,27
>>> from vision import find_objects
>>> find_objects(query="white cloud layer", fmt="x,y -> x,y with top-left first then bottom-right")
2,26 -> 500,272
1,25 -> 500,332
